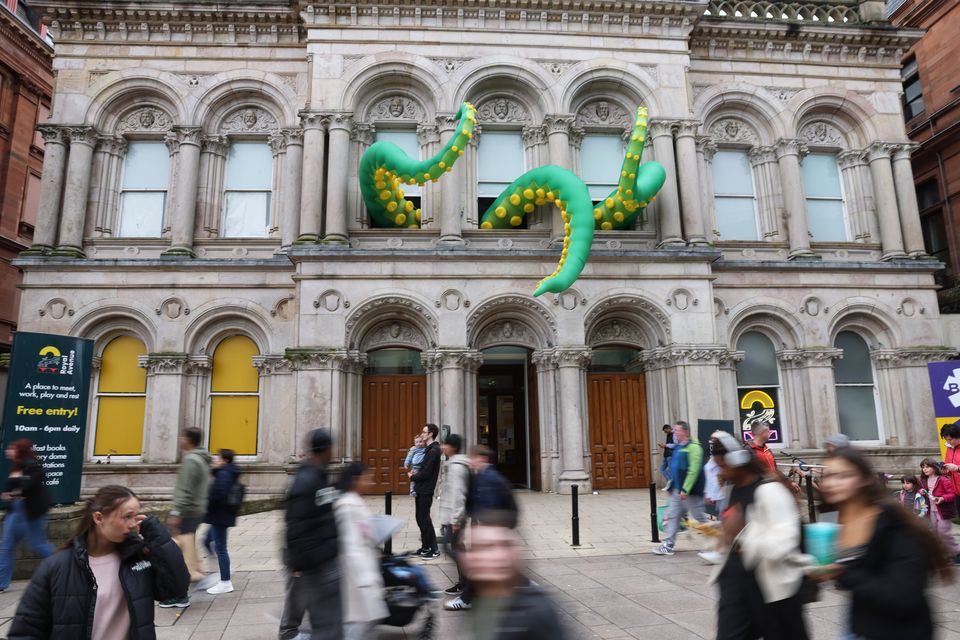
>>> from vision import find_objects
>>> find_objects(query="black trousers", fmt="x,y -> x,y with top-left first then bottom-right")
717,555 -> 808,640
415,492 -> 437,552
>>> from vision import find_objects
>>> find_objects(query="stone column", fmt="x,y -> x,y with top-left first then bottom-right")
297,113 -> 328,243
696,136 -> 718,242
348,122 -> 375,230
532,350 -> 560,490
292,351 -> 350,456
675,121 -> 707,244
89,135 -> 127,237
439,350 -> 480,438
161,127 -> 202,257
342,352 -> 366,460
277,128 -> 304,250
25,125 -> 69,253
555,348 -> 591,493
649,120 -> 683,246
544,115 -> 575,241
462,352 -> 483,448
422,351 -> 443,426
866,142 -> 907,260
718,351 -> 745,426
522,125 -> 548,230
437,114 -> 465,243
198,136 -> 228,237
138,355 -> 194,463
872,351 -> 908,447
891,144 -> 927,257
268,133 -> 285,239
252,356 -> 297,463
838,150 -> 872,242
749,146 -> 784,241
323,113 -> 353,243
775,139 -> 816,259
796,349 -> 843,448
53,127 -> 98,257
417,123 -> 440,229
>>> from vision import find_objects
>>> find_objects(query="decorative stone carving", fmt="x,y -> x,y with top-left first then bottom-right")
777,348 -> 844,366
764,86 -> 802,104
539,60 -> 574,77
521,125 -> 547,147
799,122 -> 845,148
417,123 -> 440,146
668,289 -> 697,311
799,296 -> 827,316
36,124 -> 67,145
554,348 -> 592,369
436,289 -> 466,311
476,97 -> 530,124
346,296 -> 438,348
314,290 -> 347,312
155,297 -> 189,319
138,354 -> 210,375
897,298 -> 923,317
219,108 -> 279,134
429,57 -> 470,73
641,344 -> 730,370
575,100 -> 632,128
116,107 -> 173,134
368,96 -> 423,121
251,355 -> 295,375
362,320 -> 428,352
39,298 -> 73,319
589,318 -> 646,347
283,350 -> 351,370
349,122 -> 376,145
272,296 -> 295,320
476,320 -> 534,350
709,118 -> 758,145
584,296 -> 671,338
714,297 -> 728,317
467,296 -> 556,344
67,126 -> 99,146
554,288 -> 585,311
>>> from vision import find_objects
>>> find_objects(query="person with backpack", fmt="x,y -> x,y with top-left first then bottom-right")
653,421 -> 708,556
202,448 -> 242,595
0,439 -> 53,592
8,485 -> 189,639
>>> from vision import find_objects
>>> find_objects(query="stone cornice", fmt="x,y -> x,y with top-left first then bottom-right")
871,347 -> 959,367
777,348 -> 843,367
0,10 -> 54,74
138,353 -> 211,375
641,344 -> 731,370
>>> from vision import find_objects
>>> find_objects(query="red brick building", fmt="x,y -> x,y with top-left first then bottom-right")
0,0 -> 53,353
891,0 -> 960,311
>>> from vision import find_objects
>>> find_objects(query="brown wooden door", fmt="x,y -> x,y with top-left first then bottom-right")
361,374 -> 426,494
587,373 -> 649,489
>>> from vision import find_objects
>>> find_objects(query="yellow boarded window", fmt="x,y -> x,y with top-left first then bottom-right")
94,336 -> 147,456
209,335 -> 259,455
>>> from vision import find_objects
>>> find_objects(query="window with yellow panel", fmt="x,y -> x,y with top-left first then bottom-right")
93,336 -> 147,456
209,335 -> 260,455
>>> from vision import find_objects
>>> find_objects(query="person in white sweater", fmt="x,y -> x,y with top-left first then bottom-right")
334,463 -> 388,640
438,433 -> 472,597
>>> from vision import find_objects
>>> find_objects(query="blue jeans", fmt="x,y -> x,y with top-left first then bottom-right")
0,501 -> 54,589
203,525 -> 230,581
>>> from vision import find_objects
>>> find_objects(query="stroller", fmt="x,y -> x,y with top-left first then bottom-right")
381,552 -> 438,638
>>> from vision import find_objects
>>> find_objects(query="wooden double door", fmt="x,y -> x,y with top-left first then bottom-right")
587,372 -> 650,489
361,374 -> 426,494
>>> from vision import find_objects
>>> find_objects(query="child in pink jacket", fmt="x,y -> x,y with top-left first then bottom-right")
920,459 -> 958,559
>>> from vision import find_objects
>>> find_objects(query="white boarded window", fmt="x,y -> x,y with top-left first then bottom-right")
118,141 -> 169,237
376,131 -> 421,198
712,149 -> 758,241
222,142 -> 273,238
478,132 -> 524,200
833,331 -> 881,442
581,134 -> 624,202
803,153 -> 847,242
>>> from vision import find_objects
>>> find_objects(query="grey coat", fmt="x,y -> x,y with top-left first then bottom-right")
438,454 -> 471,526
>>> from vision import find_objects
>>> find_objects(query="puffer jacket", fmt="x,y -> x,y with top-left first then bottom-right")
438,454 -> 471,526
204,462 -> 241,528
284,460 -> 339,572
8,515 -> 189,639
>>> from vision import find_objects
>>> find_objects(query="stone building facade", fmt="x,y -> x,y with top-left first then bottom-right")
18,0 -> 954,496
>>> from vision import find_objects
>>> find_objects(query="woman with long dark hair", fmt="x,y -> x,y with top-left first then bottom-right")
0,439 -> 53,592
816,448 -> 952,640
8,485 -> 189,639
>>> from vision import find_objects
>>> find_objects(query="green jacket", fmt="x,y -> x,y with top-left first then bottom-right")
172,447 -> 212,518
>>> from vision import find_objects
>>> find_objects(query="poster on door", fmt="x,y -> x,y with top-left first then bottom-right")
927,361 -> 960,458
737,387 -> 782,444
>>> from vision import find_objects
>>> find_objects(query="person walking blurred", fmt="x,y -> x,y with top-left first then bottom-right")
815,448 -> 953,640
335,463 -> 388,640
279,429 -> 342,640
9,485 -> 189,639
709,431 -> 808,640
919,459 -> 959,560
409,423 -> 441,559
0,439 -> 53,592
658,424 -> 675,486
940,423 -> 960,516
162,427 -> 212,607
746,422 -> 776,474
438,433 -> 471,597
202,448 -> 242,595
653,421 -> 708,556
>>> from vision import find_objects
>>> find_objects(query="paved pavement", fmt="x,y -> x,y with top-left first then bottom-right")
1,489 -> 960,638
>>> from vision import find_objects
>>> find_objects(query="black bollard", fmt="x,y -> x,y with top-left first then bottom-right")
649,481 -> 660,543
384,490 -> 393,555
805,476 -> 817,523
571,485 -> 580,547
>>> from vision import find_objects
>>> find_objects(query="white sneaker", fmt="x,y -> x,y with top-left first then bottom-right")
697,551 -> 723,565
444,596 -> 472,611
206,580 -> 234,595
195,574 -> 219,591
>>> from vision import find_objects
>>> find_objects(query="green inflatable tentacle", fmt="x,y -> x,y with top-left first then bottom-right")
359,102 -> 477,228
594,106 -> 666,231
478,166 -> 594,297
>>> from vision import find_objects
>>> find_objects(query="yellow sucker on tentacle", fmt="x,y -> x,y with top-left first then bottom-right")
479,166 -> 594,297
594,106 -> 666,231
359,102 -> 476,229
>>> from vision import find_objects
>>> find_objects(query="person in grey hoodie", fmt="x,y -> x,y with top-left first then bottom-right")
161,427 -> 212,607
438,433 -> 471,596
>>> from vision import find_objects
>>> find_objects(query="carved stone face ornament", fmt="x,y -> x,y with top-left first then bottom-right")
493,99 -> 509,120
138,110 -> 156,128
596,101 -> 609,121
388,97 -> 405,118
242,109 -> 258,129
724,121 -> 739,138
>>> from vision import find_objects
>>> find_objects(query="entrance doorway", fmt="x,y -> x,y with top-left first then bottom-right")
587,348 -> 650,489
361,348 -> 426,494
476,347 -> 536,488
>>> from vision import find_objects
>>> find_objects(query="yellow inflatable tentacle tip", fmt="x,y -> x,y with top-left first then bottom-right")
379,190 -> 391,201
601,221 -> 613,230
510,215 -> 523,227
404,200 -> 414,212
509,194 -> 521,206
481,221 -> 493,229
593,208 -> 602,220
415,209 -> 422,221
495,206 -> 507,218
523,188 -> 535,200
523,203 -> 535,213
395,213 -> 406,225
387,201 -> 398,212
613,212 -> 625,222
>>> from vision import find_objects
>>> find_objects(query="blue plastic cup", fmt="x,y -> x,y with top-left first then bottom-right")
804,522 -> 840,565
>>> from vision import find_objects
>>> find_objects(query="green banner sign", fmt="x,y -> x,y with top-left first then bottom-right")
1,332 -> 94,505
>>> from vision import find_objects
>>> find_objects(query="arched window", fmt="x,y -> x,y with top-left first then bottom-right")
118,141 -> 170,237
713,149 -> 759,240
92,336 -> 147,457
833,331 -> 881,442
365,348 -> 425,375
589,347 -> 642,372
735,332 -> 783,443
803,152 -> 848,242
222,141 -> 273,237
208,335 -> 260,455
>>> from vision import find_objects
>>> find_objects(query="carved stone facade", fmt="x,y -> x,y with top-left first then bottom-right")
11,0 -> 949,496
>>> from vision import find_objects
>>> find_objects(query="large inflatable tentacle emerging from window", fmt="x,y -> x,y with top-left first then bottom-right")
478,166 -> 594,297
593,107 -> 666,231
359,102 -> 477,229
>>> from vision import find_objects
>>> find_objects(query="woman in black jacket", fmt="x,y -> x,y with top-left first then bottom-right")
815,448 -> 953,640
0,439 -> 54,592
9,485 -> 189,640
202,448 -> 241,595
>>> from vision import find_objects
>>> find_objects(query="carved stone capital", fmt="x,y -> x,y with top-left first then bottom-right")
777,348 -> 844,367
435,112 -> 459,134
641,344 -> 730,370
748,145 -> 777,166
268,133 -> 286,155
531,349 -> 559,371
553,347 -> 592,369
349,122 -> 376,145
166,126 -> 203,148
138,353 -> 211,375
417,123 -> 440,146
435,349 -> 484,370
299,112 -> 330,131
281,127 -> 304,147
36,124 -> 67,145
890,142 -> 919,163
675,120 -> 700,139
775,138 -> 807,160
67,126 -> 99,147
696,136 -> 717,162
648,119 -> 676,139
543,114 -> 576,136
97,135 -> 127,156
522,125 -> 547,148
866,141 -> 896,163
872,347 -> 959,368
837,149 -> 868,169
252,355 -> 295,375
326,113 -> 355,132
284,349 -> 351,370
201,135 -> 228,157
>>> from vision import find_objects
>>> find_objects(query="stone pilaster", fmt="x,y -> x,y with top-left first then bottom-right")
323,113 -> 353,243
675,120 -> 707,244
161,127 -> 203,257
198,135 -> 228,238
891,143 -> 926,257
778,348 -> 843,447
544,115 -> 576,241
137,354 -> 207,463
649,120 -> 683,246
838,149 -> 875,243
437,113 -> 466,243
89,135 -> 127,238
24,125 -> 69,253
696,136 -> 718,241
866,142 -> 907,260
252,355 -> 297,462
53,126 -> 98,257
554,347 -> 592,493
748,145 -> 783,241
531,349 -> 560,490
775,139 -> 816,259
278,128 -> 304,250
417,123 -> 440,229
296,112 -> 328,244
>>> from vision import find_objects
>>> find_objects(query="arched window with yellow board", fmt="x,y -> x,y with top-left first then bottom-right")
735,331 -> 784,445
208,335 -> 260,455
93,336 -> 147,457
